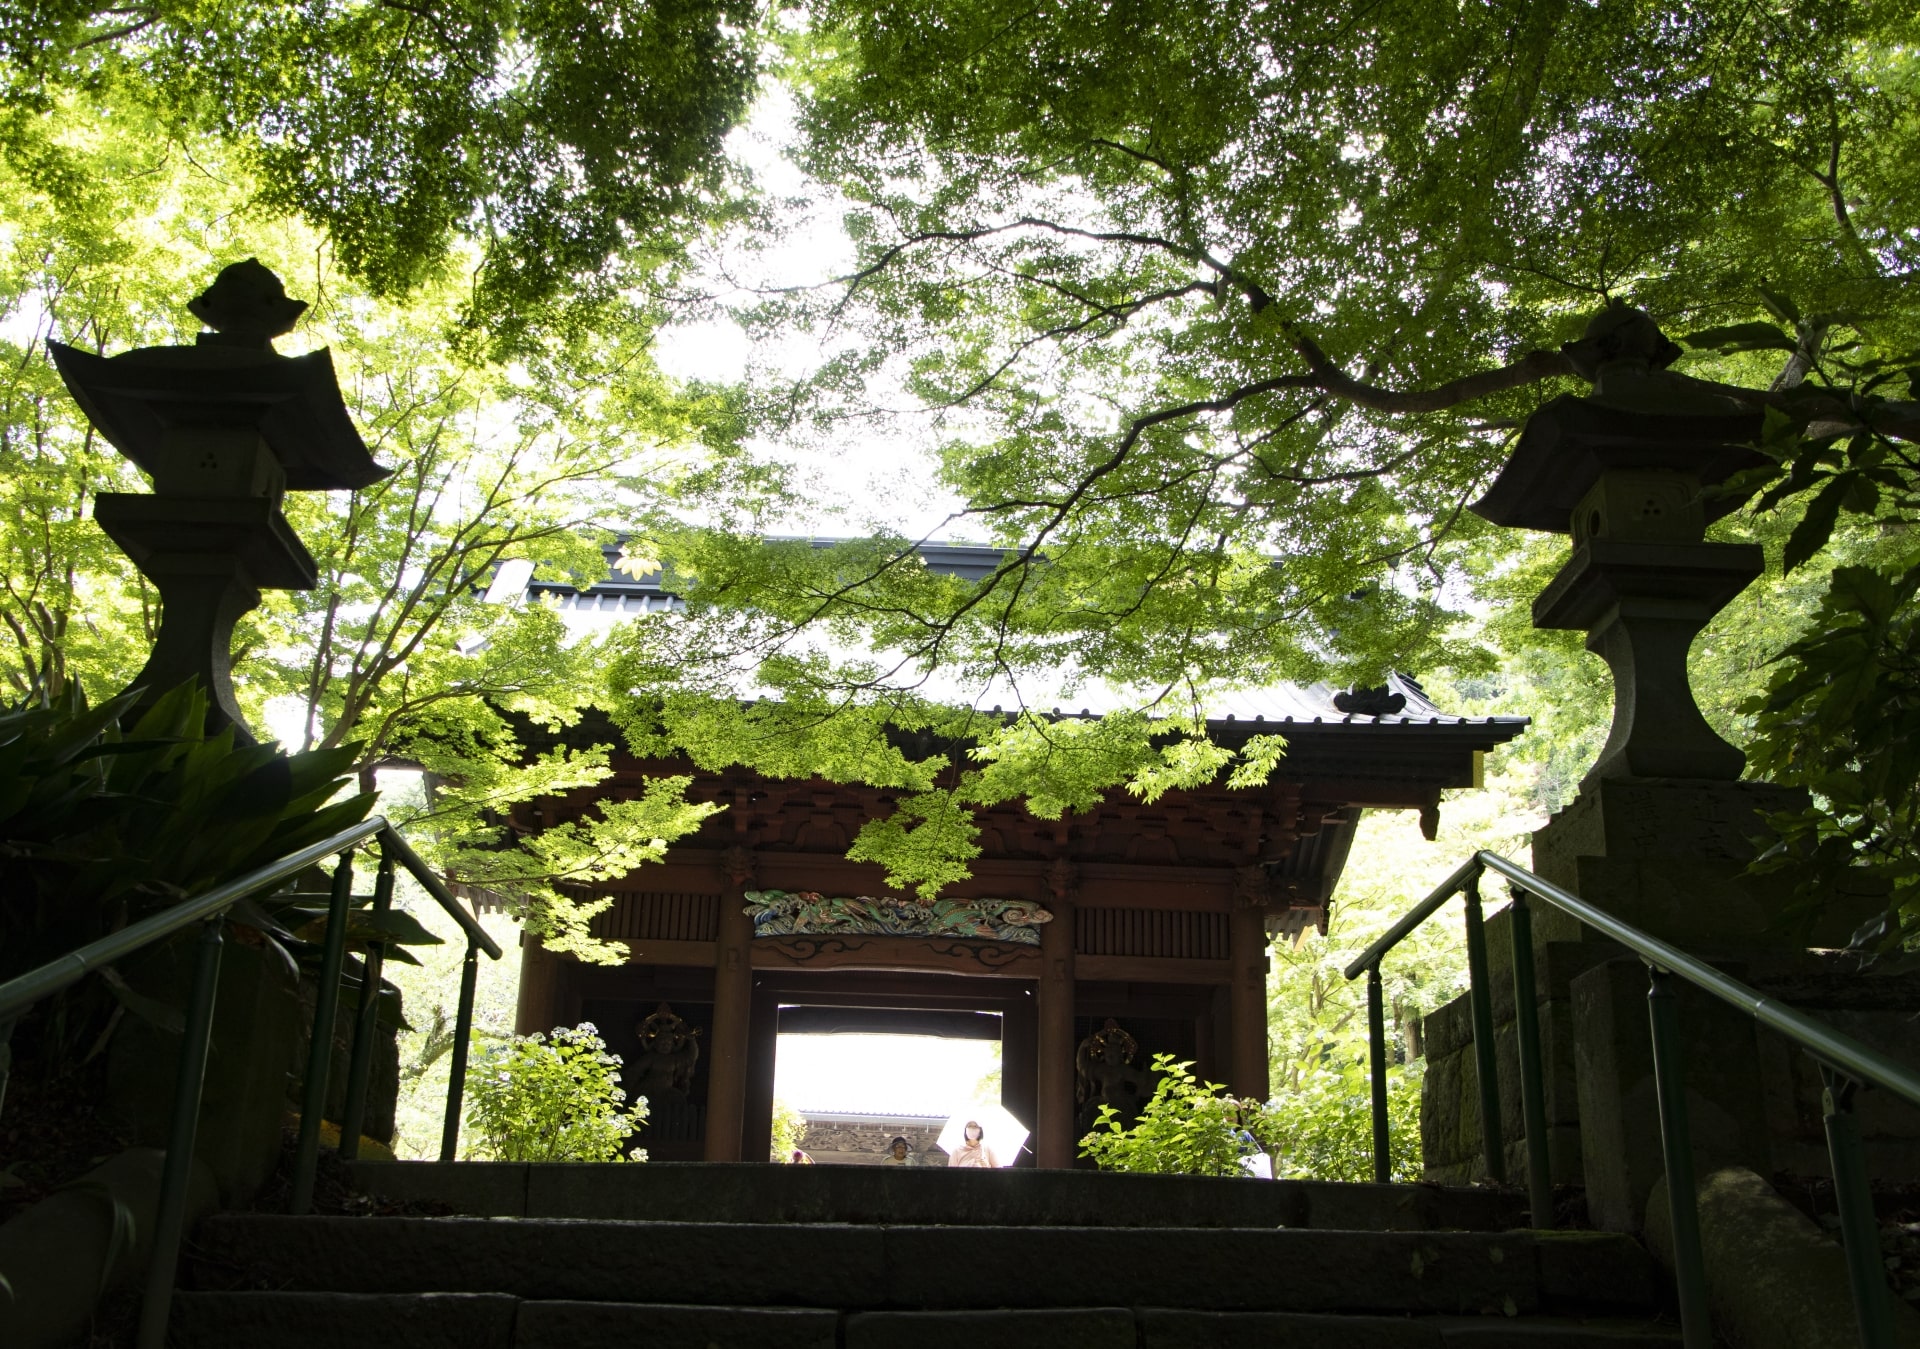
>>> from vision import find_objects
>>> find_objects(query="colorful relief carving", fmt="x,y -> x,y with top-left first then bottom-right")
742,890 -> 1053,945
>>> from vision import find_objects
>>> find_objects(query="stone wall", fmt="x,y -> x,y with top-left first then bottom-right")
1419,904 -> 1608,1188
1420,913 -> 1920,1200
1746,958 -> 1920,1182
797,1114 -> 947,1166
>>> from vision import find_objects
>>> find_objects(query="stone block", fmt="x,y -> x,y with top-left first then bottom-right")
348,1160 -> 528,1216
169,1291 -> 516,1349
1296,1180 -> 1523,1233
1530,1231 -> 1659,1312
0,1149 -> 218,1349
1531,779 -> 1806,887
847,1308 -> 1134,1349
292,955 -> 404,1143
1425,993 -> 1475,1063
1747,965 -> 1920,1183
1139,1310 -> 1442,1347
1572,957 -> 1770,1232
1438,1319 -> 1682,1346
369,1160 -> 1486,1233
193,1215 -> 888,1306
517,1300 -> 839,1349
105,933 -> 304,1204
880,1227 -> 1542,1315
1419,1040 -> 1482,1179
1644,1166 -> 1920,1349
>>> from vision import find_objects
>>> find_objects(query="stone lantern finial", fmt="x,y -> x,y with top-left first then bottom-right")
186,257 -> 308,349
1558,303 -> 1684,383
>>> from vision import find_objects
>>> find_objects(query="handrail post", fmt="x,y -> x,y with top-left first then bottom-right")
338,852 -> 396,1163
292,848 -> 355,1215
1367,964 -> 1391,1183
1508,887 -> 1554,1226
1462,868 -> 1506,1184
0,1015 -> 15,1121
440,938 -> 481,1161
1647,966 -> 1711,1349
1821,1066 -> 1896,1349
135,916 -> 224,1349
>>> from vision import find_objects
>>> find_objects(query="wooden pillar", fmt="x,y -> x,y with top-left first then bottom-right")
1207,983 -> 1233,1087
705,846 -> 756,1161
741,986 -> 779,1164
1001,990 -> 1038,1167
1036,861 -> 1077,1169
513,931 -> 563,1036
1228,894 -> 1271,1101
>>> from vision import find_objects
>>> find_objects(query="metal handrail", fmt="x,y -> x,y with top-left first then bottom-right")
0,814 -> 503,1349
1474,853 -> 1920,1108
1345,847 -> 1918,1349
0,820 -> 386,1020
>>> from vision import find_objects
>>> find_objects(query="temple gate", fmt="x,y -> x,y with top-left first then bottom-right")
510,666 -> 1523,1167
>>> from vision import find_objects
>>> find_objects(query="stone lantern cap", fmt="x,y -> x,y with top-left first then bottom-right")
45,259 -> 388,492
1469,307 -> 1765,535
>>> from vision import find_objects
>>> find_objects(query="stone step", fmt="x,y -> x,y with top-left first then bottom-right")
191,1215 -> 1659,1317
171,1291 -> 1686,1348
345,1159 -> 1529,1230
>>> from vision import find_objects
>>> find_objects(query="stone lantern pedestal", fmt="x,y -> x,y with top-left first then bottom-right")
49,261 -> 386,739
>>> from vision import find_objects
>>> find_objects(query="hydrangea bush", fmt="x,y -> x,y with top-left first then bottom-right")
466,1022 -> 647,1162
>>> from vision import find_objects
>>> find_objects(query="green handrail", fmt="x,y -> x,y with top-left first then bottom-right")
0,819 -> 386,1020
1475,852 -> 1920,1107
0,815 -> 503,1349
1345,848 -> 1920,1349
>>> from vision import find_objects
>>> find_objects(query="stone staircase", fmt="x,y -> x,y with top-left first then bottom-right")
174,1163 -> 1685,1347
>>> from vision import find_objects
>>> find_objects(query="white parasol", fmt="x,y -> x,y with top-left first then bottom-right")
936,1104 -> 1029,1166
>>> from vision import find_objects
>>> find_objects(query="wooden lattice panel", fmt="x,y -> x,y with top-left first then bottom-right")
590,891 -> 723,943
1074,907 -> 1230,960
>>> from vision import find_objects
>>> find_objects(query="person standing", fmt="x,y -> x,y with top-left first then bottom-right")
883,1136 -> 915,1165
946,1120 -> 999,1168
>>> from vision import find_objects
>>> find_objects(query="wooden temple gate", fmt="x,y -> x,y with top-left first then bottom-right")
512,696 -> 1522,1167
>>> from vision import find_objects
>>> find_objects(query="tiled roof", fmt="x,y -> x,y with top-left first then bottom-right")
510,540 -> 1528,736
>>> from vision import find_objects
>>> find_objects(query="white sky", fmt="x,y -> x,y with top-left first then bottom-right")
773,1032 -> 1002,1116
650,84 -> 972,541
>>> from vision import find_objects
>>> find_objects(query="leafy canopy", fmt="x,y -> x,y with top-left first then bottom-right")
0,0 -> 761,344
0,101 -> 744,956
672,0 -> 1920,692
575,0 -> 1920,893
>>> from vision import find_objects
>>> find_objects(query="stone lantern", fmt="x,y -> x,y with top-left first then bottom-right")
1454,306 -> 1872,1231
49,259 -> 387,739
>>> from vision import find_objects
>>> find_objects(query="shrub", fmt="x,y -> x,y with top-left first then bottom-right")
0,680 -> 379,1073
770,1098 -> 807,1162
1079,1054 -> 1267,1177
466,1022 -> 647,1162
1264,1058 -> 1424,1183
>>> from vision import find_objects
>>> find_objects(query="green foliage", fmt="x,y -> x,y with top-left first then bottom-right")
1262,773 -> 1539,1182
1265,1061 -> 1424,1184
0,679 -> 381,1071
770,1098 -> 807,1162
740,0 -> 1920,691
1079,1054 -> 1269,1178
0,0 -> 760,343
466,1022 -> 647,1162
604,580 -> 1310,893
1743,563 -> 1920,950
0,681 -> 375,978
0,104 -> 744,959
599,0 -> 1920,890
